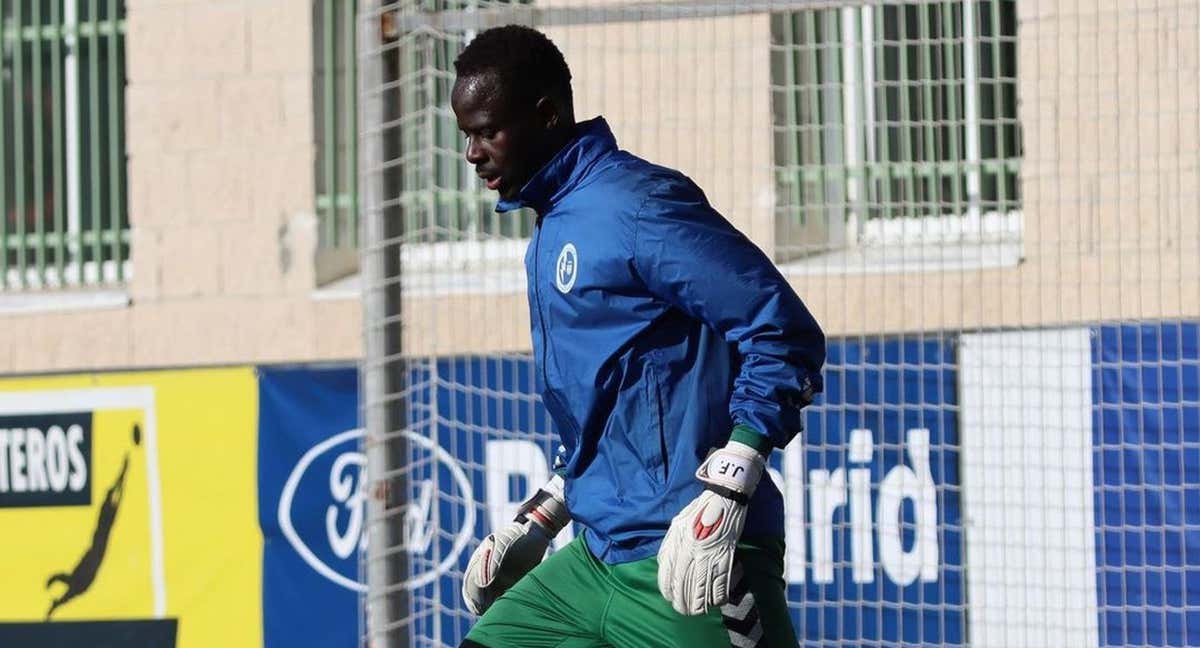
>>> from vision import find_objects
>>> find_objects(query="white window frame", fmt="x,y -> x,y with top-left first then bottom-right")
777,1 -> 1022,274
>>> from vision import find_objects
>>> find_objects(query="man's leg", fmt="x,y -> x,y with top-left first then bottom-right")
461,638 -> 608,648
599,536 -> 795,648
464,536 -> 611,648
725,536 -> 796,648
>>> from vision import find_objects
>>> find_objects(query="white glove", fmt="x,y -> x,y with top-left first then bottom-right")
462,474 -> 569,615
657,440 -> 766,615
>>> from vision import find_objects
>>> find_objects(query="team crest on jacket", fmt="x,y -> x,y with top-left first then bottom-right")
555,243 -> 578,293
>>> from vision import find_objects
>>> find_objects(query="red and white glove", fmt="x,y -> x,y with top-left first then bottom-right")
657,440 -> 765,615
462,474 -> 569,615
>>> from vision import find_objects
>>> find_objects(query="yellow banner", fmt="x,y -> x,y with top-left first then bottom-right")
0,368 -> 261,648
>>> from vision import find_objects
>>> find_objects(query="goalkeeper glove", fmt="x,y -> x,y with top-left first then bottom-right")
657,439 -> 766,616
462,474 -> 569,615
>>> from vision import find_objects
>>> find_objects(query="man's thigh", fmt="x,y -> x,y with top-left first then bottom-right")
465,535 -> 796,648
601,537 -> 796,648
728,537 -> 797,648
465,537 -> 611,648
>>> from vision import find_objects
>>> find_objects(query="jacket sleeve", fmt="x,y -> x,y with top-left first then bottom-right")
633,175 -> 825,449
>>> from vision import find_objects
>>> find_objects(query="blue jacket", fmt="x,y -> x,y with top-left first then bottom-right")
499,118 -> 825,564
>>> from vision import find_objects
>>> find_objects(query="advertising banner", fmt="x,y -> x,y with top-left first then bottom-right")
5,322 -> 1188,647
258,367 -> 361,648
0,368 -> 261,648
258,347 -> 966,647
960,328 -> 1100,647
787,337 -> 964,646
254,359 -> 566,644
1093,323 -> 1200,647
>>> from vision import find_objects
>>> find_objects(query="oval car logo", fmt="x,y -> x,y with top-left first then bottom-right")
555,243 -> 578,293
278,428 -> 475,592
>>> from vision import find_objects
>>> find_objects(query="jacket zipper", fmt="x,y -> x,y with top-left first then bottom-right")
533,221 -> 551,396
533,219 -> 581,448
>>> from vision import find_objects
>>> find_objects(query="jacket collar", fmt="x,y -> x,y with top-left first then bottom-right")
495,117 -> 617,215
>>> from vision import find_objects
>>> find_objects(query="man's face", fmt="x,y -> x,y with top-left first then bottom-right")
451,73 -> 548,201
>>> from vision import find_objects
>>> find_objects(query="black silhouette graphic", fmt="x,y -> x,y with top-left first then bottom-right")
44,424 -> 140,620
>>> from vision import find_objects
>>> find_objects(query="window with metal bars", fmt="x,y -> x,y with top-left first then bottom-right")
0,0 -> 128,290
314,0 -> 357,255
314,0 -> 535,281
771,0 -> 1021,263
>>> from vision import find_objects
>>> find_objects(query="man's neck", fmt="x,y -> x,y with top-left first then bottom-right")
534,122 -> 577,173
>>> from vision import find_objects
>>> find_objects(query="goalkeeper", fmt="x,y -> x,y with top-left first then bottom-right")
453,25 -> 825,648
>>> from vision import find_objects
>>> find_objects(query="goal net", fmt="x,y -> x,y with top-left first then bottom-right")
358,1 -> 1200,646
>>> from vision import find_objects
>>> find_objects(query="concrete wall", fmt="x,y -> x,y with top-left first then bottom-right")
2,0 -> 361,373
3,1 -> 1197,371
406,1 -> 1199,356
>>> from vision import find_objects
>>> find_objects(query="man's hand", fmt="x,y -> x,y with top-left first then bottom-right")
462,474 -> 569,615
657,440 -> 765,615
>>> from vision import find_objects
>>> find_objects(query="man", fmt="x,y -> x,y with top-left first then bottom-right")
452,25 -> 824,648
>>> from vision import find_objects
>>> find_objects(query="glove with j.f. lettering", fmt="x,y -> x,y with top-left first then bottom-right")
462,474 -> 570,616
657,440 -> 766,615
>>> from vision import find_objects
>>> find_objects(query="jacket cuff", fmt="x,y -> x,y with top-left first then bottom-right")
730,424 -> 773,457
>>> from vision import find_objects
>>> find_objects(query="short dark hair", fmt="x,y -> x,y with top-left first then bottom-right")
454,25 -> 573,109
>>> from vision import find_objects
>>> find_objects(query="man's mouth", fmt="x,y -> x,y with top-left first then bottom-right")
478,170 -> 503,192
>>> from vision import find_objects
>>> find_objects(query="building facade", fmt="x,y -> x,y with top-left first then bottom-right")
3,0 -> 1194,372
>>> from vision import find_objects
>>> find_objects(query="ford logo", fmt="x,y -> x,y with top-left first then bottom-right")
277,428 -> 475,592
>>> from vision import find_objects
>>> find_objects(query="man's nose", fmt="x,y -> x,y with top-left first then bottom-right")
465,137 -> 486,164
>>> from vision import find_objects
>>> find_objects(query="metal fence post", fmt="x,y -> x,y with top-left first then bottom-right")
359,2 -> 408,647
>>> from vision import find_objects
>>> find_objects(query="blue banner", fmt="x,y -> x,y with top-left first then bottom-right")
246,322 -> 1200,648
253,347 -> 967,647
792,337 -> 964,647
412,356 -> 561,642
258,367 -> 361,648
1093,322 -> 1200,647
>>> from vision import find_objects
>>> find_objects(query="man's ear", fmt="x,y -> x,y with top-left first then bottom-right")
535,96 -> 560,130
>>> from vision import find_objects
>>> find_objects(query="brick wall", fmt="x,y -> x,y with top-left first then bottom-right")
3,1 -> 1196,371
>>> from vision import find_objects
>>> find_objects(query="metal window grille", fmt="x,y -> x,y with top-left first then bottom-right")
0,0 -> 128,290
771,0 -> 1021,261
316,0 -> 359,256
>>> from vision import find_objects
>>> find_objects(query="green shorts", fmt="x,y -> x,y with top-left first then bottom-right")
465,535 -> 795,648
